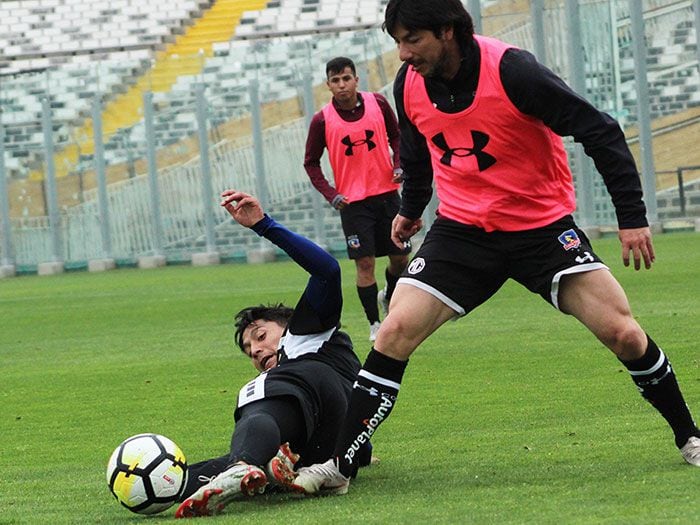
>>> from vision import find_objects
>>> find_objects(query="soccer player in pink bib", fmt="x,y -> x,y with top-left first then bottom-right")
294,0 -> 700,495
304,57 -> 410,342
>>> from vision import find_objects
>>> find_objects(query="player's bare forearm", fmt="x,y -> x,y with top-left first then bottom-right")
220,189 -> 264,227
618,226 -> 655,270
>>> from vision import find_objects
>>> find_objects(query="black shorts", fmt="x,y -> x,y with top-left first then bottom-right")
234,359 -> 352,464
400,215 -> 608,314
339,191 -> 412,259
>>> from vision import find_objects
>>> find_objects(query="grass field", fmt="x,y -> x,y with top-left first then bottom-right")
1,231 -> 699,524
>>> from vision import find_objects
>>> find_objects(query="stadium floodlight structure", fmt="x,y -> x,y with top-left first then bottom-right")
468,0 -> 483,34
564,0 -> 596,230
696,0 -> 700,74
39,97 -> 65,275
89,92 -> 117,272
300,62 -> 327,248
0,122 -> 16,276
140,90 -> 166,268
629,0 -> 658,225
193,82 -> 219,265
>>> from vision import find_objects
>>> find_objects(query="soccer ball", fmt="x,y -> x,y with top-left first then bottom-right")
106,433 -> 188,514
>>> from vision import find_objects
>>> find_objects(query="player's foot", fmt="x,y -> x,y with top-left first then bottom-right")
265,442 -> 304,492
174,463 -> 267,518
377,286 -> 389,316
680,436 -> 700,466
294,458 -> 350,495
369,321 -> 381,342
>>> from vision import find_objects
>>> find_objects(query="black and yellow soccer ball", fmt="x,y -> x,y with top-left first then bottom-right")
106,433 -> 188,515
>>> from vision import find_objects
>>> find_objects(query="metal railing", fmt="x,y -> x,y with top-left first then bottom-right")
1,1 -> 699,272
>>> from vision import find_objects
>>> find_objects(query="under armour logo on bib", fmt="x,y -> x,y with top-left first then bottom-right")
341,130 -> 376,156
431,130 -> 496,171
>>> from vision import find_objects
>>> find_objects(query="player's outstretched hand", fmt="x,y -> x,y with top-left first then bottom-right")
618,226 -> 655,270
391,214 -> 422,248
220,189 -> 264,228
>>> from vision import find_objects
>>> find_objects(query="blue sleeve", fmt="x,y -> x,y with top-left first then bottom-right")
252,215 -> 342,327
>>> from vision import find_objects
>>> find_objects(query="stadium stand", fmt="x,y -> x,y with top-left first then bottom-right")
619,17 -> 700,120
0,0 -> 698,270
1,0 -> 211,176
0,0 -> 207,63
1,0 -> 395,183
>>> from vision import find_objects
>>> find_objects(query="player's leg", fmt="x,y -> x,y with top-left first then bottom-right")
341,221 -> 478,478
176,398 -> 306,517
340,201 -> 382,336
381,254 -> 409,312
376,191 -> 411,315
354,255 -> 382,338
229,397 -> 306,489
295,219 -> 506,494
228,397 -> 305,466
179,455 -> 230,501
513,217 -> 700,465
374,284 -> 457,359
559,269 -> 700,463
175,463 -> 267,518
297,370 -> 350,467
295,284 -> 456,494
558,269 -> 644,359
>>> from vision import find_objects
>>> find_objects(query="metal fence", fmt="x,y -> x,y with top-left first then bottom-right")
1,0 -> 699,273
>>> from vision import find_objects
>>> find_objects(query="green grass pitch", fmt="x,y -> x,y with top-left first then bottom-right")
1,232 -> 699,523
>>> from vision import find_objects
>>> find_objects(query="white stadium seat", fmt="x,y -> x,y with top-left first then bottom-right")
2,0 -> 695,195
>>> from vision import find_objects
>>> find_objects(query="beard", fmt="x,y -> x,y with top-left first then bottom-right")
416,43 -> 451,79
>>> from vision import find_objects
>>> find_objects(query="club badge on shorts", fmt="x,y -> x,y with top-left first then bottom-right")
407,257 -> 425,274
557,229 -> 581,251
347,235 -> 361,249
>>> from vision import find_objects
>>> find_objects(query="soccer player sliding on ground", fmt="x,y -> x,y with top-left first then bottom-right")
175,189 -> 371,517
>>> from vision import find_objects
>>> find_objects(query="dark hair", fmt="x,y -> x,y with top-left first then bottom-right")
234,304 -> 294,353
383,0 -> 474,42
325,56 -> 356,78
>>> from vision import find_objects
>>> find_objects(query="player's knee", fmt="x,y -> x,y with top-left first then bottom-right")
603,321 -> 646,360
374,313 -> 420,358
355,256 -> 375,275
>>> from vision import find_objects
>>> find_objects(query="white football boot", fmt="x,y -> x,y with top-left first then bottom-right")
680,436 -> 700,466
294,458 -> 350,495
369,321 -> 381,342
174,463 -> 266,518
265,442 -> 303,492
377,286 -> 389,316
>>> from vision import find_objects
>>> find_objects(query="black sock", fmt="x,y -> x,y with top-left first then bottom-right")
334,349 -> 408,477
385,267 -> 400,302
620,335 -> 699,448
357,283 -> 380,324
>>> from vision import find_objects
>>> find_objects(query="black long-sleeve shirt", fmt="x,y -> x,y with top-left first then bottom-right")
394,37 -> 648,229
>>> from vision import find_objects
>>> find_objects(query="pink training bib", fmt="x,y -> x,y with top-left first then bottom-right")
323,92 -> 398,203
404,35 -> 576,231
